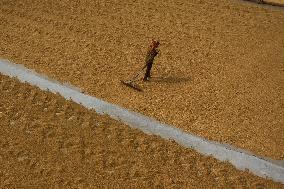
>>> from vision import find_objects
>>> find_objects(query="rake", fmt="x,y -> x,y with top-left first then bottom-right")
121,66 -> 146,92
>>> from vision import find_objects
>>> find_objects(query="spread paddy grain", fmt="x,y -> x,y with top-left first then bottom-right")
1,74 -> 283,188
0,0 -> 283,159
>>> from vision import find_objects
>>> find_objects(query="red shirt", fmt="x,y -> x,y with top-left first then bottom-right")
145,48 -> 159,64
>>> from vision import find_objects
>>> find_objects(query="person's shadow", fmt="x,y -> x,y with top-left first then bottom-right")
150,76 -> 191,84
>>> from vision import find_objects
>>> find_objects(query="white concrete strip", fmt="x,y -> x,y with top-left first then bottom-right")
243,0 -> 284,10
0,59 -> 283,183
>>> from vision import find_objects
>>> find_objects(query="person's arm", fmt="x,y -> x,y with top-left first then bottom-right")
153,49 -> 160,58
155,49 -> 160,57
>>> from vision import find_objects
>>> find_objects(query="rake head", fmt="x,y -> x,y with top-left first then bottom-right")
120,80 -> 143,92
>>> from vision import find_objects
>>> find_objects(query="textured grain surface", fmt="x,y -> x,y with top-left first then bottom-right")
0,0 -> 283,159
1,74 -> 283,188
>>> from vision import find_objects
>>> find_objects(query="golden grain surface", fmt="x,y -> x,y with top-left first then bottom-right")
0,0 -> 283,159
1,74 -> 283,188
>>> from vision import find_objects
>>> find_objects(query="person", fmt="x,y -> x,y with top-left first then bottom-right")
143,40 -> 160,81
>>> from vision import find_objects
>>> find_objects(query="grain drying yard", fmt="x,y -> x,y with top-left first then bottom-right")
0,0 -> 284,188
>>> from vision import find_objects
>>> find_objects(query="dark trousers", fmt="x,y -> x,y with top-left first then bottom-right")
144,62 -> 153,80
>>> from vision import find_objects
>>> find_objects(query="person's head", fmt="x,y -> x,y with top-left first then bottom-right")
150,40 -> 160,49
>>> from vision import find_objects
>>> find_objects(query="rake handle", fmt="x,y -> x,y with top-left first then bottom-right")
131,65 -> 147,81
